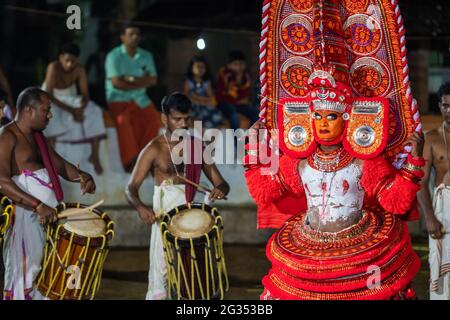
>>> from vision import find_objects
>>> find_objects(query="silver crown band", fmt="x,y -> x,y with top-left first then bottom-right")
312,100 -> 346,113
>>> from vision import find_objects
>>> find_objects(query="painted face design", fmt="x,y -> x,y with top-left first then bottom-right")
313,110 -> 345,141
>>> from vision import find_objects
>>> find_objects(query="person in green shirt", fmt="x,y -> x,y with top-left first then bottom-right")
105,23 -> 162,171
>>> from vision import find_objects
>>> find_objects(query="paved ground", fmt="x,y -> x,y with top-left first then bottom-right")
95,236 -> 431,300
0,236 -> 431,300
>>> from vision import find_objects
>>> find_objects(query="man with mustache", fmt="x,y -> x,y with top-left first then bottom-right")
105,24 -> 162,172
125,92 -> 229,300
0,87 -> 95,299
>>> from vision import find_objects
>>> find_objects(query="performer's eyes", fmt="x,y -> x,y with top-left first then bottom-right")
314,113 -> 322,120
326,113 -> 338,121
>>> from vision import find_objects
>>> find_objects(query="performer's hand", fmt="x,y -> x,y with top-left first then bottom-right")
407,132 -> 425,158
426,216 -> 445,240
137,206 -> 157,225
209,187 -> 226,201
80,173 -> 96,195
36,203 -> 58,225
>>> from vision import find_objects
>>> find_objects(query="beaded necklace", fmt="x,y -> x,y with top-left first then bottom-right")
308,146 -> 352,172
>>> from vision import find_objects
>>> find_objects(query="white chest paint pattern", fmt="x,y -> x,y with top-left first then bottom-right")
300,161 -> 365,223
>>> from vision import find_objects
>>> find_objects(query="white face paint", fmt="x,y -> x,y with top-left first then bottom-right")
300,161 -> 364,224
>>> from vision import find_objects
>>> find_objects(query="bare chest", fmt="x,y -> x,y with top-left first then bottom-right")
54,69 -> 77,89
432,140 -> 450,168
153,154 -> 185,179
12,141 -> 43,174
431,139 -> 450,185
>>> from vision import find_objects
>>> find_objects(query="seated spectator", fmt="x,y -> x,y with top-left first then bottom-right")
105,23 -> 162,172
215,50 -> 259,130
42,43 -> 107,174
184,56 -> 223,129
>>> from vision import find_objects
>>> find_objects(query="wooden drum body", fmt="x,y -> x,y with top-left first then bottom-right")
36,202 -> 114,300
160,202 -> 228,300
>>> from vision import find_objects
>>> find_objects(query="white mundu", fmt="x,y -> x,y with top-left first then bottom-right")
146,179 -> 186,300
429,185 -> 450,300
42,83 -> 106,143
3,169 -> 58,300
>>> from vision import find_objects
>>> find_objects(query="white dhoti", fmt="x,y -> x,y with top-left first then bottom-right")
145,180 -> 185,300
42,84 -> 106,143
429,184 -> 450,300
3,169 -> 58,300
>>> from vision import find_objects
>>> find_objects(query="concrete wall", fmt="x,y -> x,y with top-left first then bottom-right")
164,33 -> 260,94
54,127 -> 271,246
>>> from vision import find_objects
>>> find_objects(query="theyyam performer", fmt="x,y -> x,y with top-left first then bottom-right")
244,0 -> 426,299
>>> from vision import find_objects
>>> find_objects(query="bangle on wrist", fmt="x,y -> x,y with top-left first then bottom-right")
400,169 -> 421,184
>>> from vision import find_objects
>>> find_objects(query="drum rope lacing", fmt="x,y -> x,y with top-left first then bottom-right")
0,196 -> 13,244
36,202 -> 115,300
160,205 -> 229,300
0,198 -> 114,299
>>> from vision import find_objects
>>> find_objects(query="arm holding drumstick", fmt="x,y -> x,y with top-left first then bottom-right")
177,175 -> 228,200
48,139 -> 96,195
125,142 -> 159,225
200,162 -> 230,201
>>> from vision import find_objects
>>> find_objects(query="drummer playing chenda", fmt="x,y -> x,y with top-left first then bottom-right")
0,87 -> 96,300
125,92 -> 230,300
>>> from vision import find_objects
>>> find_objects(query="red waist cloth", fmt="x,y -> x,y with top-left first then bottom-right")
261,210 -> 420,300
108,101 -> 161,168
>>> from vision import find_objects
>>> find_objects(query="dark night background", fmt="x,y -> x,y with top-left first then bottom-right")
1,0 -> 450,113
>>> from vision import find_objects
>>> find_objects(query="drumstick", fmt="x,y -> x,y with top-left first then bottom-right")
57,199 -> 105,218
177,175 -> 228,200
59,217 -> 103,222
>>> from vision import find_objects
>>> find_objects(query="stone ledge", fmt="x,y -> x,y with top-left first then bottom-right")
105,206 -> 273,247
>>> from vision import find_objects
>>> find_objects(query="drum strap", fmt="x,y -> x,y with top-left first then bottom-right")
185,137 -> 202,203
34,132 -> 64,201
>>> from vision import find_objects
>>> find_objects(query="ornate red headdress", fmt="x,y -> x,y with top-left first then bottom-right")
260,0 -> 422,165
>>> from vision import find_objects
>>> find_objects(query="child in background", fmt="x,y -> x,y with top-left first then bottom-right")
215,50 -> 259,130
184,56 -> 223,128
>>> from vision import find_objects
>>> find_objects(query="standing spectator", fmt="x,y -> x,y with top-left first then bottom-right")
215,50 -> 259,130
183,56 -> 223,128
105,23 -> 162,172
418,82 -> 450,300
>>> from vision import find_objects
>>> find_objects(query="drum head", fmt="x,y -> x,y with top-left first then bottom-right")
62,210 -> 106,238
168,208 -> 214,239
